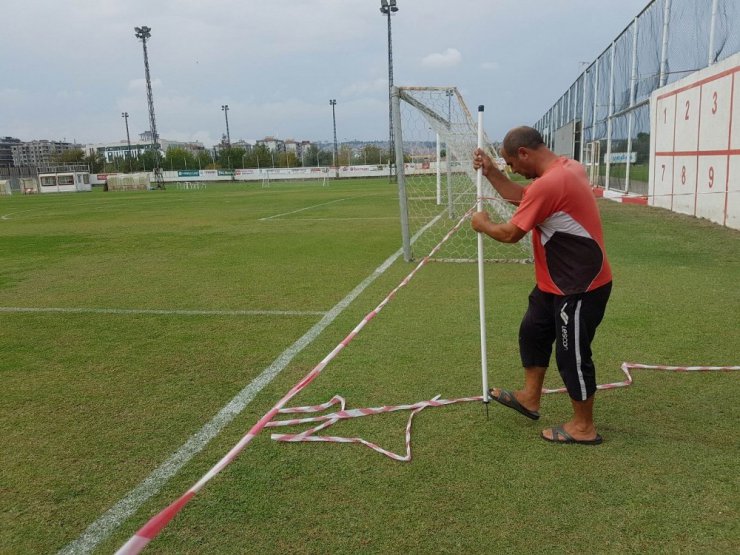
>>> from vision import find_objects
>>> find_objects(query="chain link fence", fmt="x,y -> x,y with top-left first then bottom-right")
534,0 -> 739,194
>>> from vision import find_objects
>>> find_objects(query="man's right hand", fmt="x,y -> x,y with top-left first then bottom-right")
473,148 -> 493,177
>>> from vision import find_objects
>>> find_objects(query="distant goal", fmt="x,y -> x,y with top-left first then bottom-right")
392,86 -> 532,263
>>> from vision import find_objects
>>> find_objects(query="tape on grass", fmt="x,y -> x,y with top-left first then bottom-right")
114,203 -> 739,553
268,362 -> 739,461
113,209 -> 474,554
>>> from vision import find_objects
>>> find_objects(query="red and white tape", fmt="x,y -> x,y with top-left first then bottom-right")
268,362 -> 739,461
266,394 -> 481,462
115,201 -> 737,553
115,209 -> 474,554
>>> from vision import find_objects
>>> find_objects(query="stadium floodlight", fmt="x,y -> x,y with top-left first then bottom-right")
134,25 -> 164,189
329,99 -> 339,178
221,105 -> 231,147
380,0 -> 399,182
121,112 -> 132,172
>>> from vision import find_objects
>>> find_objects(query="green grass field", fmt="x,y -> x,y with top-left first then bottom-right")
1,179 -> 738,554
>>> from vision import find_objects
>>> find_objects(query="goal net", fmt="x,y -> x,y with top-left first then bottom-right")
393,87 -> 532,263
106,173 -> 151,191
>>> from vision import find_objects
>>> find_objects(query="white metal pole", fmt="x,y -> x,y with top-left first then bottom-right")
580,69 -> 588,164
446,89 -> 454,218
475,105 -> 489,403
626,17 -> 639,193
659,0 -> 672,88
605,41 -> 616,191
592,59 -> 600,185
436,132 -> 441,204
392,87 -> 412,262
708,0 -> 719,66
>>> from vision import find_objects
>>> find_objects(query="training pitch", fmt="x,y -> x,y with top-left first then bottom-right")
1,179 -> 738,553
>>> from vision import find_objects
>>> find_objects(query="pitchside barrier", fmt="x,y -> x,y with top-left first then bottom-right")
91,166 -> 449,188
649,51 -> 739,230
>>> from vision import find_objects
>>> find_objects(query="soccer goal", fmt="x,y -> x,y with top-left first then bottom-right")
261,170 -> 328,188
392,86 -> 532,264
106,173 -> 151,191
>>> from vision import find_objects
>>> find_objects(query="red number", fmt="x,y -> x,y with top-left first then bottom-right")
712,91 -> 718,114
708,166 -> 714,188
681,166 -> 686,185
685,100 -> 690,120
661,164 -> 666,180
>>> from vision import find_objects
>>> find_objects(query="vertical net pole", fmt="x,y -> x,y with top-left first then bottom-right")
392,86 -> 412,262
476,106 -> 490,403
446,89 -> 455,218
436,133 -> 441,204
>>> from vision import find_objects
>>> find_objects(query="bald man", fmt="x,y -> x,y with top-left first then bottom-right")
472,126 -> 612,445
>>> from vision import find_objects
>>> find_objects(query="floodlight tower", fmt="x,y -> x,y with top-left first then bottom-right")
329,99 -> 339,178
121,112 -> 132,172
134,25 -> 164,189
221,105 -> 231,146
380,0 -> 399,182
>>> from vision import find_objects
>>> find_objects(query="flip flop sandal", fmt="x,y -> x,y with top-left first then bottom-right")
489,388 -> 540,420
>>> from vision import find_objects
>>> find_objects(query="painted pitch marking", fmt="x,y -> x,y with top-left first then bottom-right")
0,307 -> 325,317
59,241 -> 408,555
258,197 -> 351,221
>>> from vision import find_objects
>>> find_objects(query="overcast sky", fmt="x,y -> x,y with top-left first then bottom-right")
1,0 -> 649,147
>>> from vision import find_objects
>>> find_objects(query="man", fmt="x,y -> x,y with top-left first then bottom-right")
471,126 -> 612,445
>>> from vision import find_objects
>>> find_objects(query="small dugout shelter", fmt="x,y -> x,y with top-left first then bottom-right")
38,169 -> 92,193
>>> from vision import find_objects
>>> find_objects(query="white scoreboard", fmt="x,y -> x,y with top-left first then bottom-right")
649,52 -> 740,230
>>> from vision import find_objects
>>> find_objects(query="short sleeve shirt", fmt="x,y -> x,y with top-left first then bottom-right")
510,158 -> 612,295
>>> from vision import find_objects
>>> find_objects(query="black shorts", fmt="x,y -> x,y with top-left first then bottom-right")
519,282 -> 612,401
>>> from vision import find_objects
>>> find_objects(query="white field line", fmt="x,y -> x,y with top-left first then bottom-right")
258,197 -> 351,221
60,216 -> 440,555
1,209 -> 36,220
0,307 -> 324,317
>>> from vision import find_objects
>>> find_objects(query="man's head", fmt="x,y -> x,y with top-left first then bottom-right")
501,126 -> 546,179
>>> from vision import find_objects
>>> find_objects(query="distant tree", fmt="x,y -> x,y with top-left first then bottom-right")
217,146 -> 246,169
362,144 -> 382,164
82,151 -> 105,173
303,144 -> 321,167
276,151 -> 298,168
163,147 -> 199,171
52,148 -> 85,165
137,150 -> 159,172
634,132 -> 650,164
338,145 -> 352,166
318,149 -> 333,167
253,144 -> 271,169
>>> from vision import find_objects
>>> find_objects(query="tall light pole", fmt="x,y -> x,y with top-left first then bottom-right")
134,25 -> 164,189
121,112 -> 132,172
329,99 -> 339,178
221,105 -> 231,147
380,0 -> 398,182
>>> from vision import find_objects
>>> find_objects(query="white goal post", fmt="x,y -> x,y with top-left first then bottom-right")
392,86 -> 532,264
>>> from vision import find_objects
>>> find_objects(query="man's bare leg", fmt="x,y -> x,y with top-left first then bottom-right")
490,366 -> 546,412
541,395 -> 599,442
